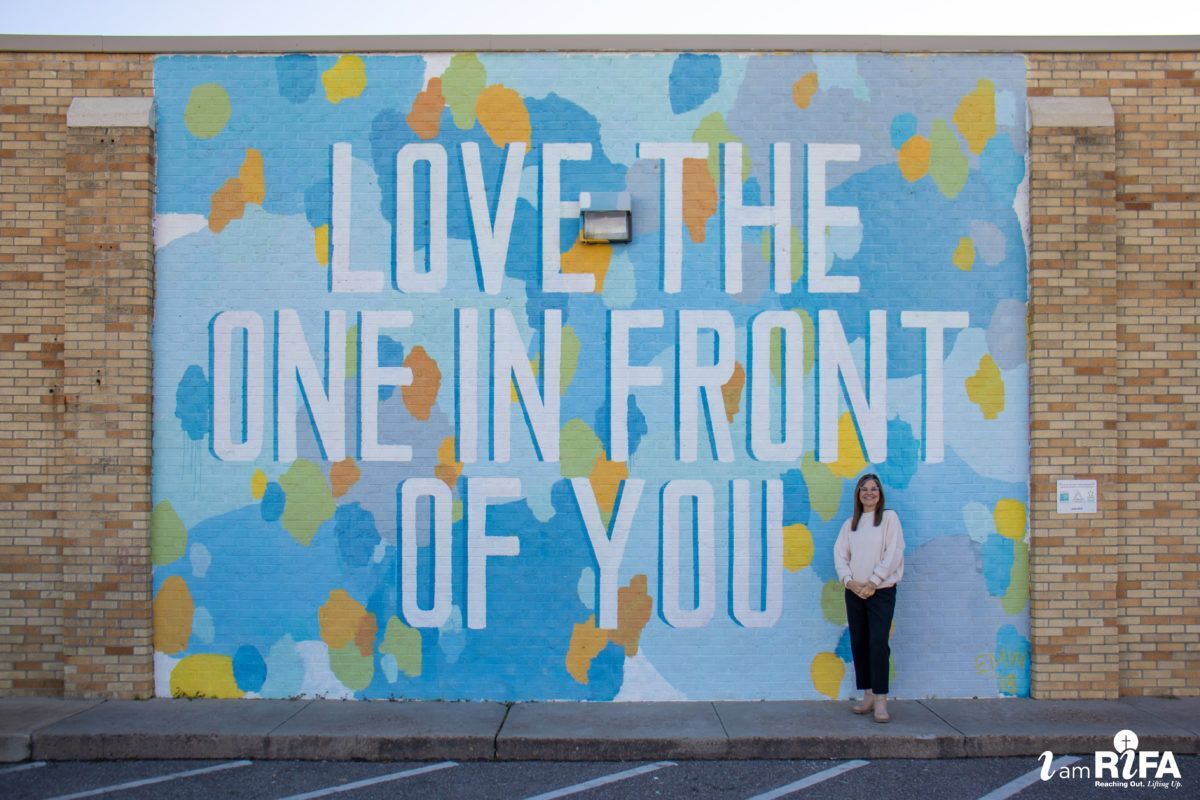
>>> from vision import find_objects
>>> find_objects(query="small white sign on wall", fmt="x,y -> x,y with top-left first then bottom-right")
1057,479 -> 1098,514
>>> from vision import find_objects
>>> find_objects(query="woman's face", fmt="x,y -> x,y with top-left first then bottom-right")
858,479 -> 881,511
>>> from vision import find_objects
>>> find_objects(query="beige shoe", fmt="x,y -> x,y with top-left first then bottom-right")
852,692 -> 874,714
872,698 -> 890,723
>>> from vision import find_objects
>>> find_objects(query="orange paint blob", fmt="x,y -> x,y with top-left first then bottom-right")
402,346 -> 442,421
330,458 -> 361,498
153,576 -> 194,655
898,135 -> 930,182
792,72 -> 819,109
408,77 -> 444,140
682,158 -> 718,244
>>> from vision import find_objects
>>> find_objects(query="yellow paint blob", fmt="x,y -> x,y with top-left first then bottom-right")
314,225 -> 329,266
561,239 -> 612,293
170,654 -> 243,698
250,468 -> 267,500
811,651 -> 846,700
565,616 -> 610,684
994,498 -> 1027,541
722,362 -> 745,422
828,412 -> 868,479
153,576 -> 194,655
897,135 -> 930,182
435,435 -> 463,488
323,55 -> 367,104
475,84 -> 532,148
590,455 -> 629,528
565,574 -> 653,683
792,72 -> 819,109
209,149 -> 265,233
611,574 -> 653,656
965,354 -> 1005,420
952,237 -> 976,271
319,589 -> 372,654
782,523 -> 814,572
953,79 -> 996,155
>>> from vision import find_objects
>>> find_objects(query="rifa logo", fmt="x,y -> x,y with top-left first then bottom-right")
1039,729 -> 1183,790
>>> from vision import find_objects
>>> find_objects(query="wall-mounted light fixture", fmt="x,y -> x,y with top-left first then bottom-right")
579,191 -> 632,244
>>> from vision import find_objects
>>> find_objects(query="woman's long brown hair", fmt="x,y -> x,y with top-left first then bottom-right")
851,474 -> 885,531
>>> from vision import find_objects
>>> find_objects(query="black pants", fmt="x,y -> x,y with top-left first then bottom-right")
844,585 -> 897,695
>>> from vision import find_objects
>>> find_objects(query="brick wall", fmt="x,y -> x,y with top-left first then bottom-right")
0,53 -> 152,697
0,46 -> 1195,699
1029,53 -> 1200,697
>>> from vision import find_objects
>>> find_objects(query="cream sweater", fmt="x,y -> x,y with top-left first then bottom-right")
833,509 -> 905,588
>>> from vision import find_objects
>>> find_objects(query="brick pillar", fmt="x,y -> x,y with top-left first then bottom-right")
61,98 -> 155,697
1027,98 -> 1120,699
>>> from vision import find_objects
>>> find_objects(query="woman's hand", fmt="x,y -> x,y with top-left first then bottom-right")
859,582 -> 877,599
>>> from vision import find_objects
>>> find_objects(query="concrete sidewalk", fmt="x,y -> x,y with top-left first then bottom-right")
1,696 -> 1197,763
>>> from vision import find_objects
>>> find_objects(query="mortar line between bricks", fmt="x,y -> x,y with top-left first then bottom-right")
493,702 -> 513,760
265,699 -> 315,736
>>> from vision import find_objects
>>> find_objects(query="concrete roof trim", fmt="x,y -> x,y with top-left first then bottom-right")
1,33 -> 1199,54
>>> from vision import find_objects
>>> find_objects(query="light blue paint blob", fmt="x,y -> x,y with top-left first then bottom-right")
189,542 -> 211,578
970,220 -> 1006,265
982,533 -> 1015,596
829,223 -> 863,261
439,606 -> 466,665
381,654 -> 399,683
260,635 -> 305,698
980,134 -> 1025,203
995,90 -> 1017,127
192,606 -> 215,644
275,54 -> 318,104
174,365 -> 210,441
668,54 -> 721,114
814,54 -> 870,101
601,250 -> 637,310
577,567 -> 596,610
995,624 -> 1030,697
987,298 -> 1028,370
260,482 -> 285,522
890,113 -> 918,148
962,501 -> 997,544
233,644 -> 267,693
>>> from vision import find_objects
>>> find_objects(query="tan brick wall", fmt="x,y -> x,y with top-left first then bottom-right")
1027,118 -> 1120,699
1029,53 -> 1200,697
0,53 -> 152,697
0,47 -> 1196,699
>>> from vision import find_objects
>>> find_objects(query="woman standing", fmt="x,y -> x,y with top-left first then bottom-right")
833,473 -> 905,723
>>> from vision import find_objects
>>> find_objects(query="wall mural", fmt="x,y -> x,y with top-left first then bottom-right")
152,52 -> 1030,700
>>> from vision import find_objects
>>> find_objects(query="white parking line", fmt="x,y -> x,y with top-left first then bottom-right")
523,761 -> 677,800
977,756 -> 1081,800
0,761 -> 46,775
745,760 -> 870,799
276,761 -> 457,800
45,760 -> 253,800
